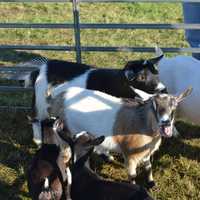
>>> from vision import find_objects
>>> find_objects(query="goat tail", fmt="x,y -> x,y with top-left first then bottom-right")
15,56 -> 48,69
18,57 -> 48,88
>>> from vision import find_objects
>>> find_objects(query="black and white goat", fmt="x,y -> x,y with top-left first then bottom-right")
48,86 -> 192,188
21,52 -> 165,145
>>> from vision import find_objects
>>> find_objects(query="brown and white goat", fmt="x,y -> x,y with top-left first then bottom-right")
27,118 -> 72,200
48,86 -> 192,188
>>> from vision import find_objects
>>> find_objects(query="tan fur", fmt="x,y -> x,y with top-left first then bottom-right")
43,126 -> 55,144
113,102 -> 161,182
57,146 -> 71,181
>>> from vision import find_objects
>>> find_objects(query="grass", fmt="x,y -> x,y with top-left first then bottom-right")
0,2 -> 200,200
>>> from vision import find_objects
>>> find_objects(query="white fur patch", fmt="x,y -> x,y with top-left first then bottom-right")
44,177 -> 49,189
161,114 -> 170,122
159,55 -> 200,124
51,70 -> 92,98
66,167 -> 72,185
35,63 -> 49,120
62,87 -> 122,136
33,63 -> 49,145
24,74 -> 31,88
95,136 -> 121,154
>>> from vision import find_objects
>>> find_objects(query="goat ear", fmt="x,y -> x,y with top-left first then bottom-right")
148,53 -> 163,65
75,148 -> 94,168
27,115 -> 33,123
84,136 -> 105,147
74,132 -> 105,147
130,86 -> 154,101
53,118 -> 65,133
73,131 -> 92,144
27,115 -> 39,124
176,87 -> 193,103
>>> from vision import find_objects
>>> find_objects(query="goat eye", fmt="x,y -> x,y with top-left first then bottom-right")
140,74 -> 146,81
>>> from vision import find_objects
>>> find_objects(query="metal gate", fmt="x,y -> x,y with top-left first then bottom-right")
0,0 -> 200,111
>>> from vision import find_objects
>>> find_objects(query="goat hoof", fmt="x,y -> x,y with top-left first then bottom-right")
39,191 -> 51,200
108,155 -> 114,162
146,181 -> 155,189
100,154 -> 114,162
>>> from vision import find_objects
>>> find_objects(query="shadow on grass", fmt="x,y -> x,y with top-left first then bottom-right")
0,175 -> 30,200
154,136 -> 200,164
153,121 -> 200,164
0,50 -> 43,65
0,140 -> 33,171
176,121 -> 200,139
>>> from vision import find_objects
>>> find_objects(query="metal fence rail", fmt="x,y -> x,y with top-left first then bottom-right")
1,0 -> 200,111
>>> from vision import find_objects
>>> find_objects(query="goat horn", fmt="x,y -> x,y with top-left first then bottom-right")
155,46 -> 164,57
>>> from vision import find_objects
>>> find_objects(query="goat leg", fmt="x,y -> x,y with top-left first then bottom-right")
38,191 -> 51,200
144,160 -> 155,189
127,158 -> 137,184
65,167 -> 72,200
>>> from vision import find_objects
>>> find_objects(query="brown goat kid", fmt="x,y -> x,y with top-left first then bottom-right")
27,118 -> 72,200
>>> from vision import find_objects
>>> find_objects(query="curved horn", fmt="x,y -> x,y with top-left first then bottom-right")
143,60 -> 148,65
155,46 -> 164,57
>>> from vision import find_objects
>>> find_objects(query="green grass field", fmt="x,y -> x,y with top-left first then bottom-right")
0,2 -> 200,200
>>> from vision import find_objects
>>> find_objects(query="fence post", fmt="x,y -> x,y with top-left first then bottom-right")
72,0 -> 82,63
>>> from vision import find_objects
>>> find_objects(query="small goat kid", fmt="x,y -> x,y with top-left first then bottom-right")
48,86 -> 192,187
27,144 -> 71,200
22,53 -> 165,145
70,139 -> 154,200
52,128 -> 154,200
28,118 -> 72,200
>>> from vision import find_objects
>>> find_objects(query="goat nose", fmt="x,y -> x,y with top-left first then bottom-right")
161,115 -> 170,125
161,119 -> 170,126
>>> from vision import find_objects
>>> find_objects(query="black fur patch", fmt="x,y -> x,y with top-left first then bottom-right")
30,70 -> 40,86
47,60 -> 91,85
87,68 -> 136,98
34,144 -> 60,164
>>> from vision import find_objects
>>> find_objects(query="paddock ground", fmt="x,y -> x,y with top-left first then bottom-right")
0,111 -> 200,199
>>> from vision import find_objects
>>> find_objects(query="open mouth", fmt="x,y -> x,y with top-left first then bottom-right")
159,125 -> 173,138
